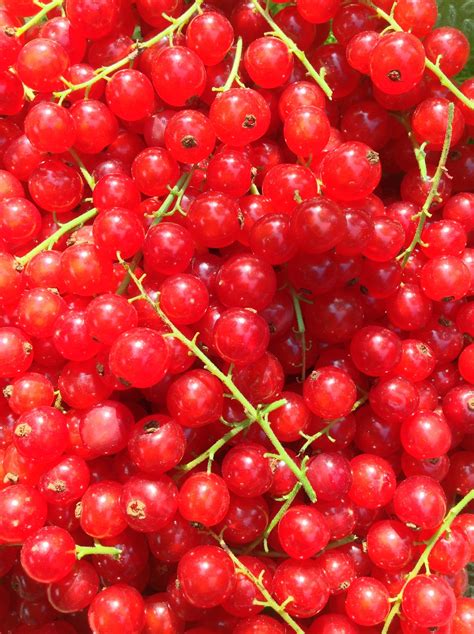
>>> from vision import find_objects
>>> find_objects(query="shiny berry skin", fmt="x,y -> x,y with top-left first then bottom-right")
38,454 -> 90,506
272,558 -> 330,618
186,191 -> 240,249
131,147 -> 179,197
186,11 -> 234,66
344,577 -> 389,626
144,222 -> 194,276
222,444 -> 272,498
213,308 -> 269,367
128,414 -> 186,476
105,69 -> 154,121
167,369 -> 223,428
48,560 -> 99,613
393,0 -> 438,39
366,519 -> 415,571
151,46 -> 206,107
177,545 -> 235,608
370,32 -> 425,95
402,575 -> 456,629
178,472 -> 230,527
20,526 -> 76,584
351,326 -> 402,377
321,142 -> 381,201
278,505 -> 330,559
160,273 -> 209,325
28,159 -> 84,214
109,327 -> 169,388
165,110 -> 216,164
221,555 -> 272,618
412,98 -> 465,150
17,38 -> 69,92
85,294 -> 138,346
303,367 -> 356,420
88,584 -> 145,634
14,406 -> 69,461
0,327 -> 33,378
216,254 -> 276,311
428,527 -> 471,575
25,102 -> 77,154
307,453 -> 352,502
79,480 -> 127,539
420,256 -> 471,301
393,475 -> 447,530
209,88 -> 271,147
6,372 -> 55,415
244,37 -> 293,89
291,197 -> 346,253
121,475 -> 178,533
0,483 -> 47,543
348,454 -> 396,509
424,27 -> 470,77
400,410 -> 452,461
369,376 -> 419,424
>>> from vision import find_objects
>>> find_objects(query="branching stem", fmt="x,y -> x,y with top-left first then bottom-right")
121,262 -> 317,502
382,489 -> 474,633
251,0 -> 333,99
397,102 -> 455,266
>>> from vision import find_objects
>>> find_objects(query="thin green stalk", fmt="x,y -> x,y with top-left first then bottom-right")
261,482 -> 301,552
116,171 -> 194,296
53,0 -> 203,103
214,37 -> 244,92
290,288 -> 307,382
364,0 -> 474,111
382,489 -> 474,634
76,544 -> 122,561
251,0 -> 333,99
397,103 -> 455,266
178,418 -> 252,472
209,530 -> 304,634
17,207 -> 98,267
396,115 -> 428,181
69,149 -> 96,191
16,0 -> 64,37
299,392 -> 369,455
120,261 -> 317,502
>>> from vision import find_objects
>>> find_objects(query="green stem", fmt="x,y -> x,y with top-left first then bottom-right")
397,102 -> 455,267
75,544 -> 122,561
17,207 -> 98,267
382,489 -> 474,634
262,482 -> 302,552
53,0 -> 203,102
121,262 -> 317,502
179,418 -> 252,472
290,288 -> 307,382
251,0 -> 333,99
209,530 -> 304,634
214,37 -> 244,92
364,0 -> 474,111
16,0 -> 64,37
152,170 -> 194,225
396,115 -> 428,181
116,171 -> 193,296
69,149 -> 96,191
299,392 -> 369,455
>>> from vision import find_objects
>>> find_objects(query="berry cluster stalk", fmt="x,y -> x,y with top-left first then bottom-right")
397,102 -> 455,266
251,0 -> 333,99
120,259 -> 318,502
382,488 -> 474,633
364,0 -> 474,111
16,0 -> 64,37
209,529 -> 305,634
53,0 -> 204,104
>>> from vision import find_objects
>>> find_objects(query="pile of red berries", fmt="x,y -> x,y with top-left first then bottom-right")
0,0 -> 473,632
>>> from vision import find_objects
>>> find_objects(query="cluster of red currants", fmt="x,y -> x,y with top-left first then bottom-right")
0,0 -> 473,633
